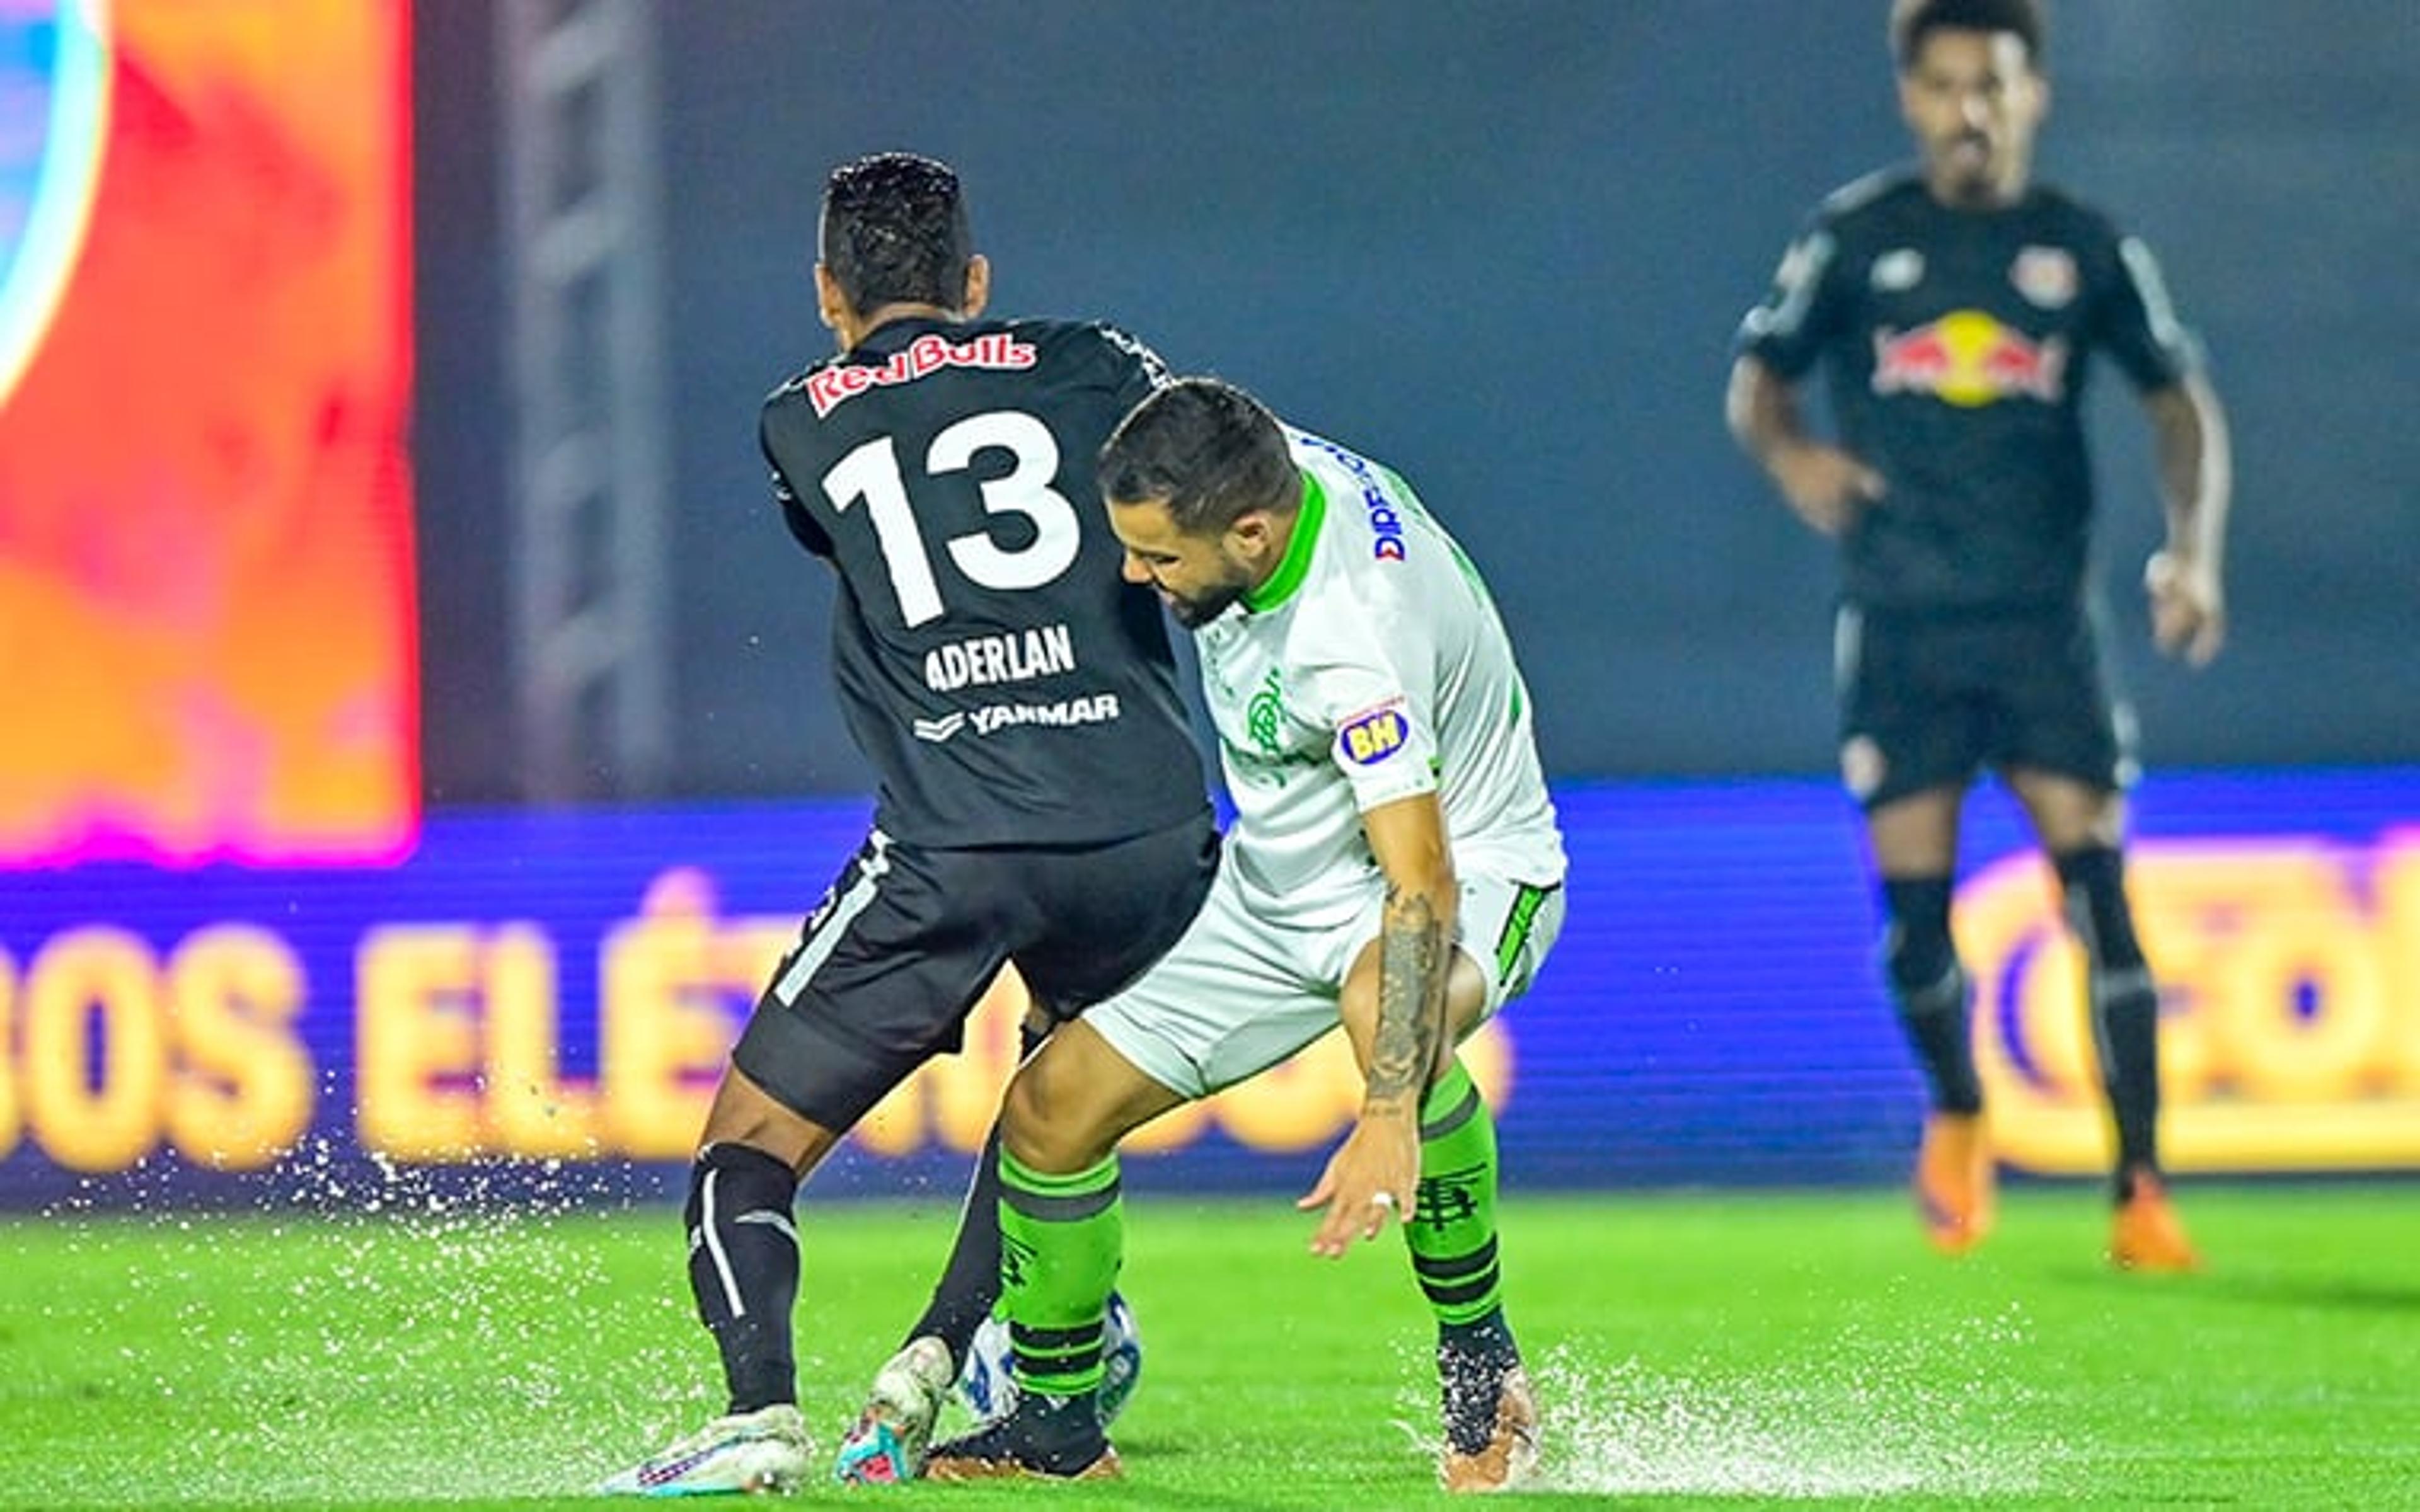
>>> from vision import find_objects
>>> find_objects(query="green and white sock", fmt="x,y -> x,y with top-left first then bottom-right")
997,1147 -> 1122,1398
1406,1059 -> 1507,1329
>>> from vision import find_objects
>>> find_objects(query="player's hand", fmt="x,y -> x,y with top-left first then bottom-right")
1769,442 -> 1884,536
2145,549 -> 2225,666
1296,1114 -> 1418,1258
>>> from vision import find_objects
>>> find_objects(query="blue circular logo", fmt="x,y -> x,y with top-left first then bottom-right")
0,0 -> 111,405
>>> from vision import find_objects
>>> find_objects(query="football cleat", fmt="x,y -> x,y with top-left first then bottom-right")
2109,1170 -> 2202,1273
1439,1364 -> 1540,1493
925,1390 -> 1121,1482
596,1402 -> 811,1497
832,1335 -> 955,1485
1913,1111 -> 1995,1255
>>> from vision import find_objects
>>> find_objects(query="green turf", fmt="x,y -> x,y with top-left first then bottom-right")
3,1183 -> 2416,1509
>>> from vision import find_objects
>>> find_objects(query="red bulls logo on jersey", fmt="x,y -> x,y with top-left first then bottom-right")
807,332 -> 1038,416
1870,310 -> 2068,408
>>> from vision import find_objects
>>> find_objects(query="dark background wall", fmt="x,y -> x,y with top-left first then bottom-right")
415,2 -> 2420,807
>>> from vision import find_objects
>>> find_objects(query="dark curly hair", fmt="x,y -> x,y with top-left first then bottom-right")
1889,0 -> 2046,71
819,152 -> 972,312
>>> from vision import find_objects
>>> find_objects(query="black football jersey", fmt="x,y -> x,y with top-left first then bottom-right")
1737,168 -> 2198,614
760,316 -> 1208,847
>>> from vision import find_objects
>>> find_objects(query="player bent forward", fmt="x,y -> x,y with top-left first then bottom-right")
598,153 -> 1217,1496
916,377 -> 1569,1492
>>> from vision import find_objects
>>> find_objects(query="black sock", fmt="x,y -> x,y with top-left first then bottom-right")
902,1016 -> 1053,1370
685,1142 -> 801,1414
1440,1307 -> 1519,1368
2054,845 -> 2162,1199
1896,967 -> 1983,1114
2097,979 -> 2162,1198
1881,876 -> 1983,1114
905,1123 -> 1011,1371
1438,1308 -> 1521,1455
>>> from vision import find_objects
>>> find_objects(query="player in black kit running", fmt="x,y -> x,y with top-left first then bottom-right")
602,153 -> 1216,1496
1727,0 -> 2230,1271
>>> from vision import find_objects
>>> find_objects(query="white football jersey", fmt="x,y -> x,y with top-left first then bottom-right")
1190,429 -> 1565,928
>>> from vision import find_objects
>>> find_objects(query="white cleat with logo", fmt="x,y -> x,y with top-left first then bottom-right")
596,1403 -> 811,1497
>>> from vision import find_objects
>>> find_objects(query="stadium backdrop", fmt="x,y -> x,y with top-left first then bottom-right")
3,4 -> 2415,1209
6,776 -> 2417,1210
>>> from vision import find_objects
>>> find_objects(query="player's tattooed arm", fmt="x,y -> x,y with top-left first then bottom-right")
1301,791 -> 1460,1255
1357,791 -> 1460,1117
1367,884 -> 1449,1116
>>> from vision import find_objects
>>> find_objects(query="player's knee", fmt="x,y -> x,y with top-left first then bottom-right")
2053,844 -> 2147,972
998,1049 -> 1117,1174
997,1065 -> 1067,1169
697,1067 -> 832,1172
1879,874 -> 1959,1000
1444,950 -> 1493,1043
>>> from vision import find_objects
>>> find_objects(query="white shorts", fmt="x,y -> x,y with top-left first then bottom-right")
1083,861 -> 1565,1100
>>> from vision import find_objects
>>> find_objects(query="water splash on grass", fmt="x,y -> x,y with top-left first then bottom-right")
35,1139 -> 708,1503
1392,1303 -> 2063,1499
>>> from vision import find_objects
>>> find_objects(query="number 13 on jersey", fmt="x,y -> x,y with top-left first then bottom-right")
821,410 -> 1081,627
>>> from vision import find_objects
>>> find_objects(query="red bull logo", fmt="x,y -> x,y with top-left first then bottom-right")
1870,309 -> 2068,408
806,331 -> 1037,416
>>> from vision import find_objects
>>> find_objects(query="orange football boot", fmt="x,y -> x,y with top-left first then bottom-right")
1439,1366 -> 1540,1493
1913,1111 -> 1995,1255
2109,1169 -> 2202,1273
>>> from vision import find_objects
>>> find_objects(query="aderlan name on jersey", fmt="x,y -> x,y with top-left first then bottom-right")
806,331 -> 1037,418
925,622 -> 1076,692
912,694 -> 1123,744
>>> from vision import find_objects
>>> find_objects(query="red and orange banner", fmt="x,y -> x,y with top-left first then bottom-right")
0,1 -> 417,867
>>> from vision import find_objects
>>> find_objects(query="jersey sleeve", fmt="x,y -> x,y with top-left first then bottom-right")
2089,228 -> 2201,393
1091,321 -> 1174,414
1294,598 -> 1441,814
1733,210 -> 1850,381
758,396 -> 833,557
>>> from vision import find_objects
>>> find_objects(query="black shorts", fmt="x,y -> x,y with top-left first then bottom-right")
1834,604 -> 2136,810
732,811 -> 1219,1130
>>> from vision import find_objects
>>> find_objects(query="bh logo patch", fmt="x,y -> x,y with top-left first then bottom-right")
1337,704 -> 1410,767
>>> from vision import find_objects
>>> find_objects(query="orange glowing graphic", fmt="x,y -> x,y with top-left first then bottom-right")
0,2 -> 417,866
